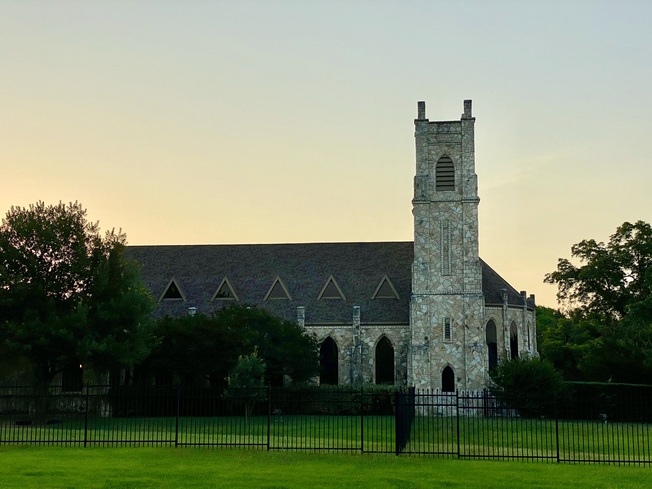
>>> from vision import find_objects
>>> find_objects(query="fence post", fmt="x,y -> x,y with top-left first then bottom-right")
554,392 -> 560,463
456,390 -> 461,459
267,385 -> 271,451
360,386 -> 364,453
394,390 -> 400,456
83,384 -> 89,448
175,382 -> 180,448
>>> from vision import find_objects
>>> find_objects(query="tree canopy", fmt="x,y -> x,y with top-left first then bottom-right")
0,201 -> 155,385
488,357 -> 564,417
146,304 -> 320,387
545,220 -> 652,319
541,221 -> 652,384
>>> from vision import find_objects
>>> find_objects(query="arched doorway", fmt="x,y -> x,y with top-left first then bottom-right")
375,336 -> 394,385
319,337 -> 338,385
442,366 -> 455,392
486,320 -> 498,372
510,322 -> 519,359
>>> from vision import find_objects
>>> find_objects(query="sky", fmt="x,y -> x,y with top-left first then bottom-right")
2,1 -> 652,308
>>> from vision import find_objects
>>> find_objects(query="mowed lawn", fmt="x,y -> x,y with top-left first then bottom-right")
0,447 -> 649,489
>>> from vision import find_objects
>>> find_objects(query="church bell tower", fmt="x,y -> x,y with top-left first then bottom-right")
409,100 -> 486,391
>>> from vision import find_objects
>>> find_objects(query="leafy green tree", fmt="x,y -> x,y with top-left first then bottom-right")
213,305 -> 320,386
145,305 -> 320,387
145,313 -> 241,386
543,221 -> 652,384
488,358 -> 564,418
545,221 -> 652,319
535,306 -> 565,350
224,350 -> 267,425
0,201 -> 155,388
537,308 -> 596,381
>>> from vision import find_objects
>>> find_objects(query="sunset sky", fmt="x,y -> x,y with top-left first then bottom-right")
2,1 -> 651,307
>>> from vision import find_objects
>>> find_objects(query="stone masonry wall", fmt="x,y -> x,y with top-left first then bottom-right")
307,324 -> 409,386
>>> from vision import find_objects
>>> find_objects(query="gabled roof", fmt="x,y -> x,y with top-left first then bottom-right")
126,241 -> 534,324
481,258 -> 536,309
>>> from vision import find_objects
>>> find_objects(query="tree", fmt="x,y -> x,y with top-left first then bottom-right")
0,201 -> 155,388
224,350 -> 267,426
146,305 -> 320,387
213,305 -> 320,386
543,221 -> 652,384
544,221 -> 652,320
535,306 -> 565,351
145,313 -> 241,386
488,358 -> 564,418
537,307 -> 596,381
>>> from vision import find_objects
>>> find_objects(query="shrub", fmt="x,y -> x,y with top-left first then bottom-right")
488,358 -> 564,418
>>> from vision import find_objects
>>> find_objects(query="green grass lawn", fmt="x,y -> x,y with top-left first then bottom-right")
0,446 -> 649,489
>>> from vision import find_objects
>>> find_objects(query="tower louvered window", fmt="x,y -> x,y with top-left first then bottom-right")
435,156 -> 455,191
443,318 -> 452,342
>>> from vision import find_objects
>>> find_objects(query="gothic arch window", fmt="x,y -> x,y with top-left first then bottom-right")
510,321 -> 519,359
527,322 -> 531,351
375,336 -> 394,385
435,156 -> 455,191
486,320 -> 498,372
319,337 -> 338,385
442,366 -> 455,392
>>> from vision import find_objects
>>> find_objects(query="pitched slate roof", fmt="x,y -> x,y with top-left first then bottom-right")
126,242 -> 534,324
480,259 -> 536,309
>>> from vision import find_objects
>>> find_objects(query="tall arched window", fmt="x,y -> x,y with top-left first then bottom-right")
320,337 -> 338,385
375,336 -> 394,385
442,366 -> 455,392
486,320 -> 498,372
436,156 -> 455,191
510,322 -> 519,360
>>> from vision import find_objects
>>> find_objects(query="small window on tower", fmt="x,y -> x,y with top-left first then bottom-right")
436,156 -> 455,191
443,318 -> 452,342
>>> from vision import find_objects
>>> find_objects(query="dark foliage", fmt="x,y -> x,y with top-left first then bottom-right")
541,221 -> 652,385
144,304 -> 320,387
488,357 -> 564,418
0,201 -> 155,386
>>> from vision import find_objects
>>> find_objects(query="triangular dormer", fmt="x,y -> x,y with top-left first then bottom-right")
159,278 -> 186,302
371,275 -> 399,299
317,275 -> 346,300
210,277 -> 239,302
263,276 -> 292,301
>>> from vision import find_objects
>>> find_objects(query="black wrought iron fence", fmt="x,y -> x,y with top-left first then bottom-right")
0,384 -> 650,465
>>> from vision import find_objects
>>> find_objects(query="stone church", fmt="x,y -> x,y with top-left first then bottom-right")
128,100 -> 536,392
